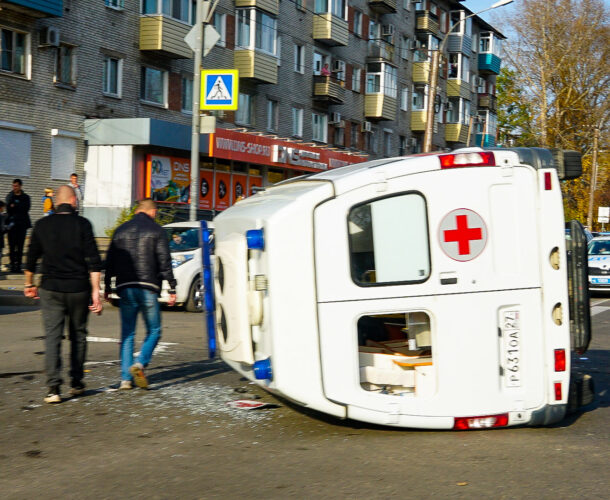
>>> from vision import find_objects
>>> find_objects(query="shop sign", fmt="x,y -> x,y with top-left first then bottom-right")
146,155 -> 190,204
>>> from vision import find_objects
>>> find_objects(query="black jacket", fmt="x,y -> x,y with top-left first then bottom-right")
104,212 -> 176,294
6,191 -> 31,229
25,204 -> 102,293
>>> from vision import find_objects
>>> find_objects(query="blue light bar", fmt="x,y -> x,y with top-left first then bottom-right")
200,220 -> 216,359
246,229 -> 265,250
253,358 -> 273,380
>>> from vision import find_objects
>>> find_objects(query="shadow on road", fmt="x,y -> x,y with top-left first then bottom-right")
147,358 -> 231,390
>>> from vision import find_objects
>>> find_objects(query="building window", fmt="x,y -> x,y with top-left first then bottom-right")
181,76 -> 192,112
353,10 -> 363,36
142,0 -> 194,23
105,0 -> 125,9
450,10 -> 472,36
266,99 -> 278,132
446,97 -> 471,125
351,122 -> 359,149
334,126 -> 345,147
333,59 -> 345,82
313,52 -> 329,75
369,127 -> 378,154
0,122 -> 33,176
212,12 -> 226,47
51,134 -> 77,180
292,107 -> 303,137
400,36 -> 410,60
236,93 -> 253,125
352,67 -> 361,92
400,87 -> 409,111
314,0 -> 348,20
384,131 -> 392,157
236,8 -> 277,56
366,62 -> 397,98
102,56 -> 122,97
295,0 -> 305,10
399,136 -> 407,156
140,66 -> 167,106
56,45 -> 76,87
480,32 -> 502,56
0,28 -> 28,77
448,53 -> 469,82
294,44 -> 304,73
412,85 -> 426,111
312,112 -> 327,142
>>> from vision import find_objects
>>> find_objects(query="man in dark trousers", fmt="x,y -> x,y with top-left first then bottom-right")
104,198 -> 176,390
6,178 -> 31,272
24,185 -> 103,403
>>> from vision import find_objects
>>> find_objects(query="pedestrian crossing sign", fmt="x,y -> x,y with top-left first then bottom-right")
201,70 -> 239,110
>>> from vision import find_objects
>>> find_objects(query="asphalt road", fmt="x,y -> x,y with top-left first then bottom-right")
0,295 -> 608,499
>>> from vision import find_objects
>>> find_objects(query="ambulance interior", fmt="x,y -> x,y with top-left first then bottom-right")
348,194 -> 435,396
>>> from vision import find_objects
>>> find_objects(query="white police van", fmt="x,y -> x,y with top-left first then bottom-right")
202,147 -> 592,429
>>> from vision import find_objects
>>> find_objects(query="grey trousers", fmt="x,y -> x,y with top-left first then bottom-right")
39,288 -> 90,389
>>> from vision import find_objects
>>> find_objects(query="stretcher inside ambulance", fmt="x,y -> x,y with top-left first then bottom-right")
204,147 -> 592,430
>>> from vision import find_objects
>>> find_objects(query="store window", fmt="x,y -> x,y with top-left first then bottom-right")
236,8 -> 277,56
102,56 -> 122,97
55,45 -> 76,87
140,66 -> 167,106
312,112 -> 327,142
0,28 -> 28,77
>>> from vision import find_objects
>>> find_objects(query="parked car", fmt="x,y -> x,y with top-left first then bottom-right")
588,235 -> 610,291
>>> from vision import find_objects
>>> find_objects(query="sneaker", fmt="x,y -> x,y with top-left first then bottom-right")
44,387 -> 61,404
130,364 -> 148,389
69,384 -> 85,397
119,380 -> 133,390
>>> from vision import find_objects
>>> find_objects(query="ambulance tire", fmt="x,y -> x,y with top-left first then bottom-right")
185,276 -> 203,313
567,373 -> 595,414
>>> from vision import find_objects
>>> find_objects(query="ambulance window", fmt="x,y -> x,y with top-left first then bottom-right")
348,193 -> 430,285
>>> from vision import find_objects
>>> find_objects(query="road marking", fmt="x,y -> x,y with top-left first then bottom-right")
591,306 -> 610,317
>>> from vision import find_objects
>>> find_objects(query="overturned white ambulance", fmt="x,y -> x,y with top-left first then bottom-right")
202,147 -> 592,429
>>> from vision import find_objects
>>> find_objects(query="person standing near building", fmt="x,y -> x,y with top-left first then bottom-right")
6,178 -> 31,273
0,200 -> 10,271
42,188 -> 54,216
24,185 -> 103,404
68,173 -> 83,213
104,198 -> 177,390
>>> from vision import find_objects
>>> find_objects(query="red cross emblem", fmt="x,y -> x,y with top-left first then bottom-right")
439,209 -> 487,261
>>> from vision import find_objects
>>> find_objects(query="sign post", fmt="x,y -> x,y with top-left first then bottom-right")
598,206 -> 609,231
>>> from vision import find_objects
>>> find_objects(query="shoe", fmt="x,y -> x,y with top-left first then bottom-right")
119,380 -> 133,390
44,387 -> 61,404
130,364 -> 148,389
69,383 -> 85,397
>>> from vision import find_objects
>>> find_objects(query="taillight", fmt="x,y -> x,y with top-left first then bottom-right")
439,152 -> 495,169
453,413 -> 509,430
544,171 -> 552,190
554,349 -> 566,372
554,382 -> 563,401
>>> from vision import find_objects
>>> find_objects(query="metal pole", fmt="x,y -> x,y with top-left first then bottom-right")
586,127 -> 600,229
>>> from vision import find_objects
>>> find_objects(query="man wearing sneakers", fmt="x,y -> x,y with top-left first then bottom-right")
24,186 -> 103,403
104,198 -> 176,390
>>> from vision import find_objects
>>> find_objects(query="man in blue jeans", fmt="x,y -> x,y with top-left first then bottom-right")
104,199 -> 176,390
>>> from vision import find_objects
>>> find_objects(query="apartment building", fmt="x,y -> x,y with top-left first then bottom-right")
0,0 -> 505,234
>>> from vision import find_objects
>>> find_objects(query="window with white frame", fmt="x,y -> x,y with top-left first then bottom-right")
401,36 -> 410,60
51,133 -> 77,180
353,10 -> 363,36
102,56 -> 122,97
236,93 -> 253,125
55,45 -> 76,86
450,10 -> 472,36
294,44 -> 304,73
142,0 -> 194,23
369,20 -> 379,42
400,87 -> 409,111
105,0 -> 124,9
236,8 -> 277,56
181,75 -> 192,112
413,35 -> 439,62
446,97 -> 470,125
312,112 -> 327,142
440,10 -> 448,33
0,122 -> 33,176
266,99 -> 278,132
350,122 -> 359,149
212,12 -> 226,47
480,32 -> 502,56
140,66 -> 167,106
276,35 -> 281,66
314,0 -> 347,19
292,107 -> 303,137
366,62 -> 397,98
334,126 -> 345,147
448,53 -> 469,82
1,28 -> 28,77
471,33 -> 477,53
313,51 -> 329,75
412,84 -> 426,111
384,130 -> 392,157
352,67 -> 361,92
399,135 -> 407,156
333,59 -> 345,82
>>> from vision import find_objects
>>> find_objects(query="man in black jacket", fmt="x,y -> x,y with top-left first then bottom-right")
104,198 -> 176,390
24,186 -> 103,403
6,178 -> 31,272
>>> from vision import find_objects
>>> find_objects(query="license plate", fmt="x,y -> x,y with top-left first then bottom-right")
502,310 -> 521,388
591,277 -> 610,284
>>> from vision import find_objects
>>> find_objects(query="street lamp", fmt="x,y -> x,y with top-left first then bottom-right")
422,0 -> 514,153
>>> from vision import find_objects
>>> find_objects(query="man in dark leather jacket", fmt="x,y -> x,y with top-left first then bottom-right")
104,198 -> 177,390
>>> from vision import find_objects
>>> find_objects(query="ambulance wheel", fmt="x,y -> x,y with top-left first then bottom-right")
567,373 -> 595,414
185,276 -> 203,313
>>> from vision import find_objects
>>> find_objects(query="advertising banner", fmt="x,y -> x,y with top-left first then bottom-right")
146,155 -> 190,204
232,174 -> 248,201
248,176 -> 263,196
214,171 -> 232,211
198,169 -> 214,209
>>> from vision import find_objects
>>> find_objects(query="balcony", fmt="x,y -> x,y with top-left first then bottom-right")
416,12 -> 441,38
445,123 -> 469,143
139,15 -> 192,59
474,134 -> 496,147
411,111 -> 427,131
447,34 -> 472,55
313,75 -> 345,104
313,14 -> 349,47
234,50 -> 278,84
478,53 -> 501,75
367,40 -> 395,62
1,0 -> 62,17
235,0 -> 279,15
477,93 -> 497,112
368,0 -> 397,14
447,79 -> 471,99
412,62 -> 430,84
365,95 -> 397,121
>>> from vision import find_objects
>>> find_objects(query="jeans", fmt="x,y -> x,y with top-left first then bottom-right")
39,288 -> 90,389
8,224 -> 27,271
118,287 -> 162,382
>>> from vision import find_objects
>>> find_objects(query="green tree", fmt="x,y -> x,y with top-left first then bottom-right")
496,67 -> 536,146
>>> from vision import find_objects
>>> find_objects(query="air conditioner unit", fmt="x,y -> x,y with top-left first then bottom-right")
336,120 -> 346,129
40,27 -> 60,47
332,60 -> 345,73
330,112 -> 342,124
361,121 -> 372,133
382,24 -> 395,37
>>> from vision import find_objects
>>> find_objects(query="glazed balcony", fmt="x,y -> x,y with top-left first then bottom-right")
477,93 -> 497,112
313,75 -> 346,104
412,62 -> 430,84
234,49 -> 278,84
416,12 -> 441,38
364,95 -> 397,121
478,53 -> 501,75
447,34 -> 472,55
313,14 -> 349,47
367,40 -> 395,62
1,0 -> 62,17
474,134 -> 496,147
234,0 -> 279,15
368,0 -> 397,14
445,123 -> 469,143
139,15 -> 191,59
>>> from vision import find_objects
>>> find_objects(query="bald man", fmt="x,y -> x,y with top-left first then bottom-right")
25,185 -> 102,404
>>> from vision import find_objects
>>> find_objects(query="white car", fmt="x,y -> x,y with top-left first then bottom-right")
588,235 -> 610,292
